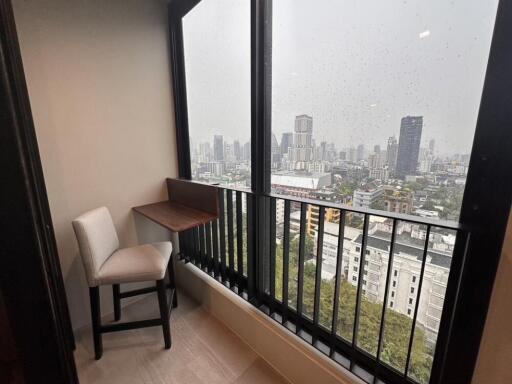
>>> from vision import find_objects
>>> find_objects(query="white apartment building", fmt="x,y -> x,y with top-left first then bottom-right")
310,220 -> 452,346
345,229 -> 451,345
353,184 -> 384,209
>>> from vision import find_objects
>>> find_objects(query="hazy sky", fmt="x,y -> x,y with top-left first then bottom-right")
183,0 -> 499,155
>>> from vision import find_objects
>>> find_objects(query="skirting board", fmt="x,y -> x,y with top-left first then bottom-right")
175,262 -> 364,384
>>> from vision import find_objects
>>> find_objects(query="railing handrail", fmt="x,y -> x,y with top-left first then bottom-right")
181,178 -> 462,231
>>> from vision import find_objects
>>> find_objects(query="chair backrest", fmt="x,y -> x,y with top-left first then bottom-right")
72,207 -> 119,287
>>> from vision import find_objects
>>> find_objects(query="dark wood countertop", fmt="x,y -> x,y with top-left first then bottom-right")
133,200 -> 218,232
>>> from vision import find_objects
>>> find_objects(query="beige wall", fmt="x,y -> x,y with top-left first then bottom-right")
473,211 -> 512,383
12,0 -> 178,329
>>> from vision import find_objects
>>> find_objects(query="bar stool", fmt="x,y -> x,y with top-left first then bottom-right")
72,206 -> 177,360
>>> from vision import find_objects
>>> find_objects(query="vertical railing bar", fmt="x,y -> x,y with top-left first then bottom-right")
246,193 -> 256,301
352,214 -> 370,367
218,189 -> 227,282
212,219 -> 220,279
330,210 -> 346,356
282,200 -> 291,324
186,229 -> 193,263
193,227 -> 200,266
269,197 -> 277,314
313,206 -> 325,330
205,221 -> 213,275
374,218 -> 398,381
199,224 -> 206,270
227,189 -> 235,288
181,230 -> 187,261
405,225 -> 432,377
178,232 -> 185,261
236,191 -> 244,292
296,202 -> 307,334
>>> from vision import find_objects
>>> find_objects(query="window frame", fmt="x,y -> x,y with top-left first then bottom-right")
167,1 -> 512,383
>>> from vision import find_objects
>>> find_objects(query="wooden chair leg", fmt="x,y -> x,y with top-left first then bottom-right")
156,279 -> 171,349
112,284 -> 121,321
169,255 -> 178,308
89,287 -> 103,360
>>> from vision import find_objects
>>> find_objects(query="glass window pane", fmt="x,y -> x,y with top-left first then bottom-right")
183,0 -> 251,188
271,0 -> 498,222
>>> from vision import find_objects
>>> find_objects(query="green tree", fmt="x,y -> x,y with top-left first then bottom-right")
273,241 -> 433,383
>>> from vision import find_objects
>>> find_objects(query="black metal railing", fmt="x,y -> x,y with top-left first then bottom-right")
178,186 -> 466,384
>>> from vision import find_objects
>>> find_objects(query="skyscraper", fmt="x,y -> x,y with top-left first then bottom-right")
395,116 -> 423,178
233,140 -> 242,161
429,138 -> 436,154
386,135 -> 398,172
243,141 -> 251,161
357,144 -> 365,162
280,132 -> 293,156
213,135 -> 224,161
288,115 -> 314,168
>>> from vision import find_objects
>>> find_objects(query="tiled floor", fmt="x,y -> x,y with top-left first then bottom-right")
74,291 -> 289,384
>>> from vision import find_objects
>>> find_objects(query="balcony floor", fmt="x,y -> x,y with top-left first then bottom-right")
74,290 -> 288,384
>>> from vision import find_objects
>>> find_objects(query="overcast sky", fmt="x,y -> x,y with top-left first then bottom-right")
183,0 -> 499,155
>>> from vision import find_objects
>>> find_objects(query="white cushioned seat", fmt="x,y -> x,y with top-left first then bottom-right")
96,241 -> 172,285
72,206 -> 176,359
72,206 -> 173,287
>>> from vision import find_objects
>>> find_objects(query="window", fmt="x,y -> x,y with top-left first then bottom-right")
353,266 -> 358,272
270,0 -> 498,224
407,309 -> 412,316
183,0 -> 251,187
365,250 -> 370,255
173,1 -> 506,383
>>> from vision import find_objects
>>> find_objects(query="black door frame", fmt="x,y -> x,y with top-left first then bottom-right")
167,0 -> 512,383
0,1 -> 78,383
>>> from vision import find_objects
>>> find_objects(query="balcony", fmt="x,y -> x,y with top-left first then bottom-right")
2,0 -> 511,384
157,184 -> 463,384
74,291 -> 287,384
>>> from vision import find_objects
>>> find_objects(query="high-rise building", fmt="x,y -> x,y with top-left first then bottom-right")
374,145 -> 381,154
271,134 -> 281,168
348,147 -> 357,163
368,153 -> 382,169
233,140 -> 242,161
357,144 -> 365,162
224,142 -> 234,162
288,115 -> 314,169
213,135 -> 224,161
386,135 -> 398,172
395,116 -> 423,178
280,132 -> 293,155
429,138 -> 436,154
198,142 -> 211,163
243,141 -> 251,161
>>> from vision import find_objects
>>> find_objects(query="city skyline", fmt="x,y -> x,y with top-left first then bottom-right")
190,113 -> 470,159
183,0 -> 499,155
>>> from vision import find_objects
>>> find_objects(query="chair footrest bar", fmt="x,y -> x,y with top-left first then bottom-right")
119,286 -> 157,298
119,284 -> 174,299
100,318 -> 162,333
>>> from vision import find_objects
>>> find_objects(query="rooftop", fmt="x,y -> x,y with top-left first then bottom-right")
271,172 -> 331,190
